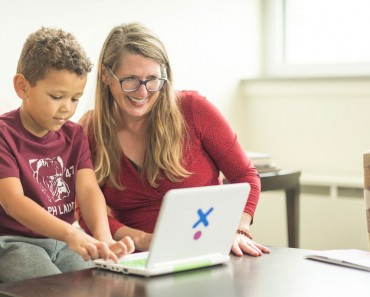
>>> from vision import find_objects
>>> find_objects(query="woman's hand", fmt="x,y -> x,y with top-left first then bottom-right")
231,231 -> 270,257
108,236 -> 135,258
114,226 -> 152,252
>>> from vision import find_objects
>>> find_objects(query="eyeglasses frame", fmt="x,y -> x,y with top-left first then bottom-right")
107,67 -> 167,93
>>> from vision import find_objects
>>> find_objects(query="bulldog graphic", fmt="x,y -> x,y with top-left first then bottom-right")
29,156 -> 70,202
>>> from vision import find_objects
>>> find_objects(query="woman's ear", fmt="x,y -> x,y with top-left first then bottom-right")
13,74 -> 29,100
101,65 -> 108,84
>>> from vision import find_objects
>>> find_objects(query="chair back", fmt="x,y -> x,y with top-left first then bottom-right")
363,152 -> 370,247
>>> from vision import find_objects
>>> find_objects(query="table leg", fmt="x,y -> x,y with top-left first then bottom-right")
285,187 -> 300,248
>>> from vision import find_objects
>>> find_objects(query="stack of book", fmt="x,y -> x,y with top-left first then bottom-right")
246,151 -> 280,173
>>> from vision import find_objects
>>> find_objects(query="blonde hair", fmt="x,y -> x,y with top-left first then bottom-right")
88,23 -> 190,189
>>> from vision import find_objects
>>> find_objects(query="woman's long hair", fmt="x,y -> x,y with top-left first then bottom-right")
88,23 -> 190,189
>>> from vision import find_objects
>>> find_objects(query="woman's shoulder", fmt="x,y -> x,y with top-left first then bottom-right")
177,90 -> 209,111
177,90 -> 218,115
177,90 -> 205,101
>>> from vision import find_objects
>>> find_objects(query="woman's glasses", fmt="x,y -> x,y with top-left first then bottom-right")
107,67 -> 167,93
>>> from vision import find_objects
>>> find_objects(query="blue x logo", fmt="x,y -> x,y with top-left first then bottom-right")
192,207 -> 214,229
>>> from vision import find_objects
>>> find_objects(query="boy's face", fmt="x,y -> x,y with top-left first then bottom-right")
20,69 -> 87,137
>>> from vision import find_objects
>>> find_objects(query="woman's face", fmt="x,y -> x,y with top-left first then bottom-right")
107,53 -> 163,123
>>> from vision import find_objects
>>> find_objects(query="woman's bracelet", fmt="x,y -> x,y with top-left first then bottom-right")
236,227 -> 253,240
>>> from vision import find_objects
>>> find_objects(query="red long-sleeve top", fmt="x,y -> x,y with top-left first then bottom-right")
79,91 -> 260,236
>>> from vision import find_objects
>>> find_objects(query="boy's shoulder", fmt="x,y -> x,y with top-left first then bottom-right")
0,109 -> 20,129
58,120 -> 85,139
0,109 -> 84,141
0,108 -> 18,120
61,119 -> 83,130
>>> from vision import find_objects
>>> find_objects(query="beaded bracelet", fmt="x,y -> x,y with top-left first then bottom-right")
236,228 -> 253,240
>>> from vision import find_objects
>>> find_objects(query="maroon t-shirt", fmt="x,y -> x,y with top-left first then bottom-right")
0,108 -> 93,237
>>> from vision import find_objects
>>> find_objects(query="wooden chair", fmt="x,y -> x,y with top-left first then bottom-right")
363,152 -> 370,247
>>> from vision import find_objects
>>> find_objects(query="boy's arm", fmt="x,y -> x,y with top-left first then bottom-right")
74,169 -> 152,252
0,177 -> 131,262
75,168 -> 113,240
75,168 -> 134,252
0,177 -> 78,240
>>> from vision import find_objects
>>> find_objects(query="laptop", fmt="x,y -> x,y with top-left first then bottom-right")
94,182 -> 250,277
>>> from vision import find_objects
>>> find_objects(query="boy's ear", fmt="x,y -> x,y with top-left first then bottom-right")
13,74 -> 29,100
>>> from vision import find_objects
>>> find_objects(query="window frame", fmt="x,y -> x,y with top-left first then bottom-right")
261,0 -> 370,78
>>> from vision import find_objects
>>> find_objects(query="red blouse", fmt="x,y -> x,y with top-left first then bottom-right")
79,91 -> 260,236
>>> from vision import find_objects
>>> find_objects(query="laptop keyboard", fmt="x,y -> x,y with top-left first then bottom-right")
119,257 -> 148,267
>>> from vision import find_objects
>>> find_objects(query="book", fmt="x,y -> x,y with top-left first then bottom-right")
305,249 -> 370,272
246,151 -> 272,167
246,151 -> 280,173
254,163 -> 280,173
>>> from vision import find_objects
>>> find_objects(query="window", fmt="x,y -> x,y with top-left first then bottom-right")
262,0 -> 370,77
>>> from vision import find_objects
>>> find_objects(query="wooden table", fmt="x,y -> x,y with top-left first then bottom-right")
0,246 -> 368,297
260,170 -> 301,248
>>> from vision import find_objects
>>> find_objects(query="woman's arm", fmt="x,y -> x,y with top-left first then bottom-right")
231,212 -> 271,256
186,92 -> 269,256
113,225 -> 152,252
189,93 -> 261,216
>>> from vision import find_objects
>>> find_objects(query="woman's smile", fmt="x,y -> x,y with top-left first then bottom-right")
127,95 -> 148,105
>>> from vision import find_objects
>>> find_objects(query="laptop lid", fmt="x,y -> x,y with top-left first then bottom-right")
95,183 -> 250,276
146,183 -> 250,267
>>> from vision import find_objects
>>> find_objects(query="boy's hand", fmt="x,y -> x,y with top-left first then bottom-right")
65,228 -> 134,263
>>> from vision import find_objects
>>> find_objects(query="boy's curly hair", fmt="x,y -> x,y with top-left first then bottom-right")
17,27 -> 93,86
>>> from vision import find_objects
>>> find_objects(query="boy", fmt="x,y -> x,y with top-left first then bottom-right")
0,27 -> 134,283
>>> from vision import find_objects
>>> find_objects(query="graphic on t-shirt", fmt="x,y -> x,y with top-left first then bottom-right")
29,156 -> 70,202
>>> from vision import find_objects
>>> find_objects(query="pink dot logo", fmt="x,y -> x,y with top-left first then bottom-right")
193,230 -> 202,240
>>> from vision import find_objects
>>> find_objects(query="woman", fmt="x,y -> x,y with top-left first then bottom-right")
78,22 -> 270,257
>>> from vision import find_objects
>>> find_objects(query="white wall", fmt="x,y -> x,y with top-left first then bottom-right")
0,0 -> 260,122
238,78 -> 370,251
239,78 -> 370,179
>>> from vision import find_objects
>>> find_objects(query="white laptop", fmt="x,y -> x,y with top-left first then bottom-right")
94,183 -> 250,277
